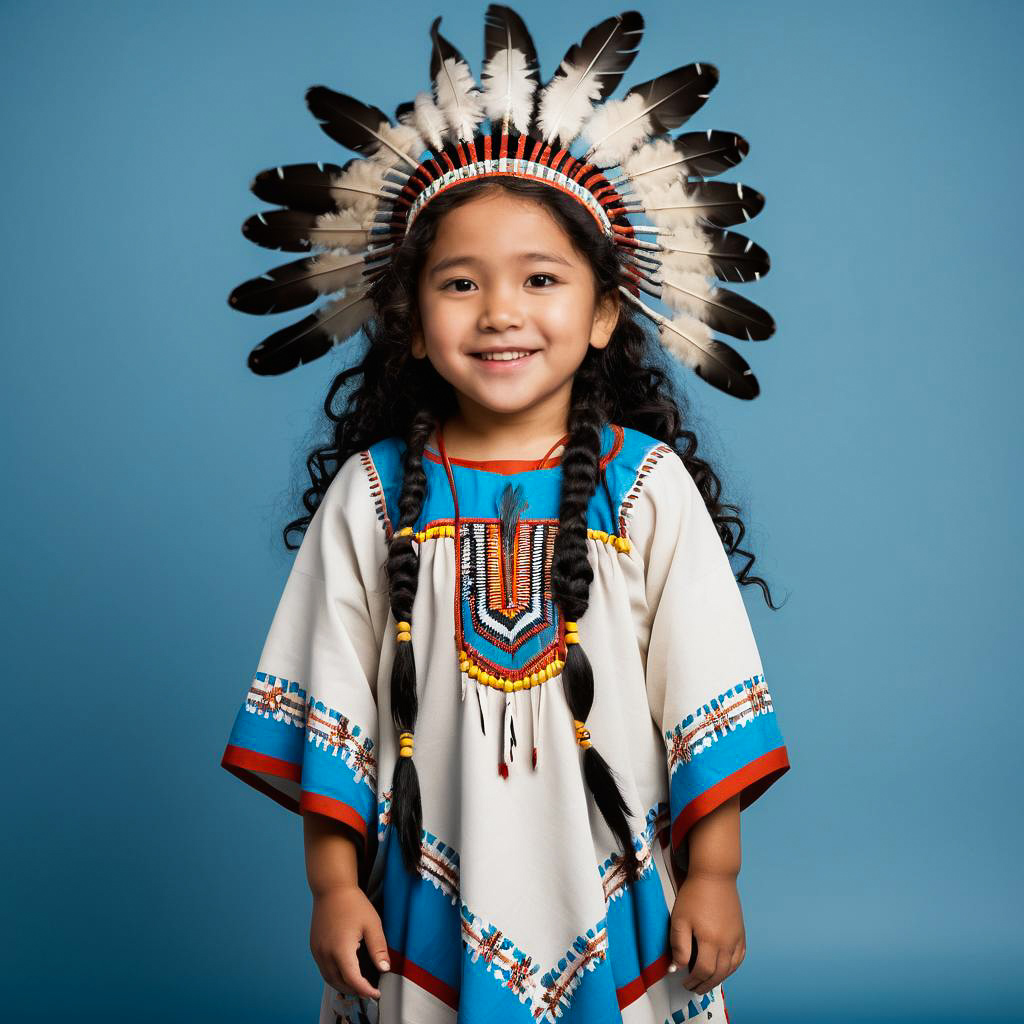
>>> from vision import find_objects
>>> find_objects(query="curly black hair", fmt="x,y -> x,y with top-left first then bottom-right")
284,176 -> 778,879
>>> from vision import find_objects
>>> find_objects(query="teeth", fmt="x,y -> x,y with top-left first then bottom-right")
478,350 -> 533,361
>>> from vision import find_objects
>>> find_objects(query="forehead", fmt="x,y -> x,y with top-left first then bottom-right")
427,190 -> 579,262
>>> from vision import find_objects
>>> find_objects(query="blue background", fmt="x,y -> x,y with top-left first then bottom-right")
2,0 -> 1020,1021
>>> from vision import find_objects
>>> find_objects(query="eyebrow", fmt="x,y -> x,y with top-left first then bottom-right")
428,251 -> 573,277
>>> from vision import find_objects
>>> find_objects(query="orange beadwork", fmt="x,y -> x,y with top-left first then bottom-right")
458,647 -> 564,691
587,527 -> 631,552
573,719 -> 592,749
395,619 -> 412,644
398,730 -> 414,757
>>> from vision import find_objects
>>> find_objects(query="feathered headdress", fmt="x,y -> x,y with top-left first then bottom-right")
229,6 -> 774,399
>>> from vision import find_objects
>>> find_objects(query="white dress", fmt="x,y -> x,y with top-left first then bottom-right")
221,422 -> 790,1024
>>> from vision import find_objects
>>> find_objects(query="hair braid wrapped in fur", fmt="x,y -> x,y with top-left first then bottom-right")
385,408 -> 437,873
552,373 -> 644,883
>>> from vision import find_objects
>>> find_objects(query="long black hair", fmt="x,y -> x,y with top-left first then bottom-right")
285,176 -> 779,880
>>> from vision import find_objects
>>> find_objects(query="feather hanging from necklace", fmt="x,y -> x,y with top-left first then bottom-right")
429,17 -> 483,142
537,12 -> 644,147
480,4 -> 540,134
497,483 -> 528,602
247,286 -> 372,376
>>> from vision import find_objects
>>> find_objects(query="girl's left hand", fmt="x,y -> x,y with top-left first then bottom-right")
669,871 -> 746,996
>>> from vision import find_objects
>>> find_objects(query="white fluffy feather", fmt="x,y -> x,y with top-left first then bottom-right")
620,139 -> 689,195
658,311 -> 714,371
433,56 -> 483,142
480,46 -> 535,133
655,238 -> 715,280
537,57 -> 605,146
311,208 -> 371,253
412,91 -> 446,152
368,120 -> 425,168
314,287 -> 374,345
580,93 -> 652,166
307,250 -> 376,297
658,270 -> 715,320
643,181 -> 703,230
330,160 -> 391,216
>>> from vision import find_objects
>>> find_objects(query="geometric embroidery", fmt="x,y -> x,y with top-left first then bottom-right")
599,802 -> 670,905
457,518 -> 563,683
242,670 -> 377,791
665,673 -> 776,774
377,806 -> 677,1023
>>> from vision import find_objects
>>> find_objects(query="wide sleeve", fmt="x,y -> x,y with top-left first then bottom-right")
220,450 -> 390,858
630,449 -> 791,862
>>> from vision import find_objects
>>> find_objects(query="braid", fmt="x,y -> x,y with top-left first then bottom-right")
384,407 -> 436,873
551,374 -> 643,884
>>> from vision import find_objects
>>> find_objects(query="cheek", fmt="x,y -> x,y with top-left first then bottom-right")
535,289 -> 597,342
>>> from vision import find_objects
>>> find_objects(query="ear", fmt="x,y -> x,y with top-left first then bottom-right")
410,319 -> 427,359
588,290 -> 620,350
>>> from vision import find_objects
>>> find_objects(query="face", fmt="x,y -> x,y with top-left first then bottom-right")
411,189 -> 618,421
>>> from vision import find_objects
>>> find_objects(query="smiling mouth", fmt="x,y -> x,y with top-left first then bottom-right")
470,350 -> 537,362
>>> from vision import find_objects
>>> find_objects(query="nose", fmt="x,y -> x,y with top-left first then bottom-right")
478,283 -> 524,332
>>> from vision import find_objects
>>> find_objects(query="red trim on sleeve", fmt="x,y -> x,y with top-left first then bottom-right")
299,791 -> 369,839
670,746 -> 791,852
222,744 -> 302,783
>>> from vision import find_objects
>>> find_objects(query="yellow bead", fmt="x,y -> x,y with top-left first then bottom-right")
395,621 -> 411,631
564,634 -> 578,645
396,631 -> 411,643
468,665 -> 478,679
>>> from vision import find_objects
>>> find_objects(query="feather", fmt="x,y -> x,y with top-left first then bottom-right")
242,207 -> 382,253
229,250 -> 385,315
429,17 -> 484,142
250,162 -> 344,213
497,482 -> 528,600
328,158 -> 399,216
645,180 -> 765,230
411,90 -> 447,152
658,271 -> 775,341
619,286 -> 759,399
579,93 -> 651,167
246,287 -> 373,376
481,4 -> 540,133
614,131 -> 749,195
658,230 -> 769,284
305,86 -> 421,170
623,63 -> 718,135
537,12 -> 644,147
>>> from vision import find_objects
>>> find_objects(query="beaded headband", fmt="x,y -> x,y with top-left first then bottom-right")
229,6 -> 775,399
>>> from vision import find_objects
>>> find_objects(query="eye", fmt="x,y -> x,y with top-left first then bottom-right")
526,273 -> 558,288
441,277 -> 476,292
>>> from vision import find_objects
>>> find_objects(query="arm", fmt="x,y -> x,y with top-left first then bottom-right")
304,812 -> 391,1001
668,794 -> 746,995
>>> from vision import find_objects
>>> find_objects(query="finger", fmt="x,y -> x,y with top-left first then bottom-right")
365,915 -> 392,975
698,947 -> 729,995
683,941 -> 719,994
338,942 -> 382,1000
667,920 -> 691,973
314,952 -> 348,995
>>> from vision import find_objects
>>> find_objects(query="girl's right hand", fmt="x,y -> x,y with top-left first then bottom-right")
309,884 -> 391,1000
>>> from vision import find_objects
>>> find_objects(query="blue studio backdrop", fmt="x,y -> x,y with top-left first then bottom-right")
1,1 -> 1021,1021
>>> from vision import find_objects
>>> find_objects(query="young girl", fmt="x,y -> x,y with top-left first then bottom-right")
221,9 -> 789,1023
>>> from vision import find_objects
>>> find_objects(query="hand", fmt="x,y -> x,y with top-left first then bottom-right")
309,884 -> 390,1000
669,871 -> 746,996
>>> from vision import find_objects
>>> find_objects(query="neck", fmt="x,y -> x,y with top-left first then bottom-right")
439,390 -> 574,461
